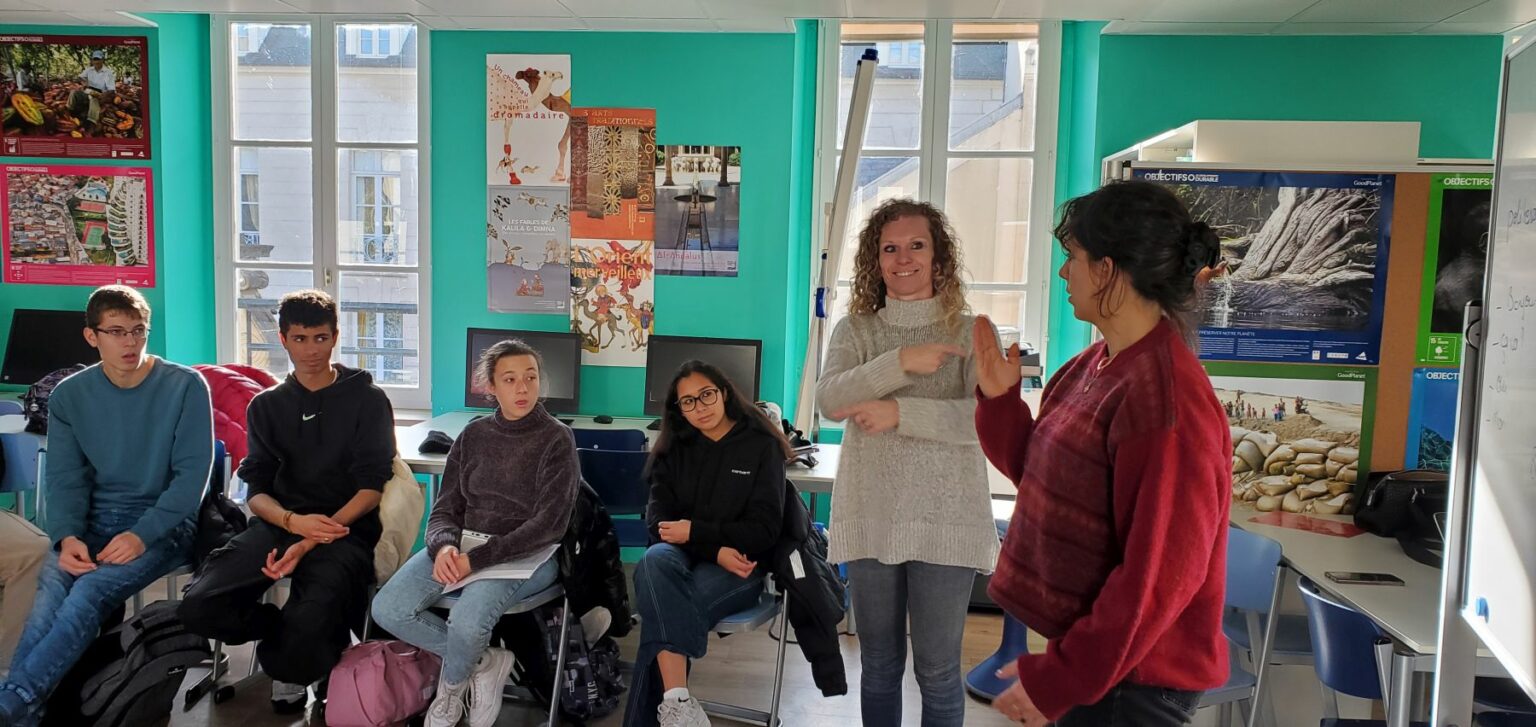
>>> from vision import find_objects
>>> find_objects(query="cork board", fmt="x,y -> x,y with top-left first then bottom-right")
1372,172 -> 1429,472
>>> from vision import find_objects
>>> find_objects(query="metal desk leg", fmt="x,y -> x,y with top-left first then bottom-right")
1387,649 -> 1416,727
426,473 -> 439,506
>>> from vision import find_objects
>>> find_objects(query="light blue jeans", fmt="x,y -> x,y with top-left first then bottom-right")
371,548 -> 560,684
0,509 -> 193,727
847,559 -> 976,727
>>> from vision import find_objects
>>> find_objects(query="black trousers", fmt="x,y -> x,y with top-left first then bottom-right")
1054,681 -> 1202,727
178,520 -> 374,685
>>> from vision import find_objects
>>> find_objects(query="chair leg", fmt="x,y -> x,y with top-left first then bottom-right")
1219,702 -> 1234,726
132,591 -> 143,615
1320,685 -> 1340,719
547,597 -> 571,727
767,593 -> 789,727
1237,699 -> 1252,727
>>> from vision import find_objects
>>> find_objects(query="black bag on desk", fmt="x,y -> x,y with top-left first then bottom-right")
1353,469 -> 1449,566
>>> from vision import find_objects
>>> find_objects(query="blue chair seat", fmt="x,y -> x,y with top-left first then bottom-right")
1198,664 -> 1257,708
713,592 -> 780,633
1223,608 -> 1313,655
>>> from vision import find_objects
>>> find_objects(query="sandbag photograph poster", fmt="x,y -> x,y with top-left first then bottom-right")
1406,368 -> 1460,472
1137,169 -> 1394,365
1,163 -> 153,286
487,186 -> 570,314
570,107 -> 655,241
1418,173 -> 1492,366
655,144 -> 741,277
0,34 -> 150,160
1206,362 -> 1375,518
570,238 -> 654,367
486,54 -> 571,187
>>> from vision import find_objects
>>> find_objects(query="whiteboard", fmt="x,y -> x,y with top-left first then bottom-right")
1464,33 -> 1536,702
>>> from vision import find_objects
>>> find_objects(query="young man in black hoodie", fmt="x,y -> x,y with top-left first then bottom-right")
179,289 -> 395,714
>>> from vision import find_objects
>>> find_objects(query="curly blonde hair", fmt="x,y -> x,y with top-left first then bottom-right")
847,199 -> 970,332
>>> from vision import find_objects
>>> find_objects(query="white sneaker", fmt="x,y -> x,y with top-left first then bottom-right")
269,680 -> 307,714
425,678 -> 468,727
466,647 -> 516,727
657,695 -> 713,727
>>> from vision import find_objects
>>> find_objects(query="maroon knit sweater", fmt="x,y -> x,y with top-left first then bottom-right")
976,319 -> 1231,720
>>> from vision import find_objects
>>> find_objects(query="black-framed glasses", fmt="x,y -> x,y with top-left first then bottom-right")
678,387 -> 720,412
92,325 -> 150,340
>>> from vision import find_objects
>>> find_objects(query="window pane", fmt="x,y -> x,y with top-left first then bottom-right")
232,22 -> 311,142
338,148 -> 418,266
950,31 -> 1038,151
945,157 -> 1032,282
234,267 -> 314,377
968,289 -> 1028,346
336,23 -> 418,143
233,146 -> 313,264
835,155 -> 919,283
838,35 -> 923,150
338,272 -> 419,387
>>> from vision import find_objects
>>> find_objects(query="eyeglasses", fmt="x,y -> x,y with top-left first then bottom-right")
93,326 -> 150,340
678,387 -> 720,412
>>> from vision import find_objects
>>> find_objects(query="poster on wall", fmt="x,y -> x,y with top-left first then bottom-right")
0,34 -> 150,160
570,238 -> 654,367
1418,173 -> 1492,366
1,164 -> 153,286
569,108 -> 655,240
655,144 -> 741,277
1137,169 -> 1393,364
1406,368 -> 1460,472
1207,363 -> 1373,518
487,186 -> 570,313
486,54 -> 571,187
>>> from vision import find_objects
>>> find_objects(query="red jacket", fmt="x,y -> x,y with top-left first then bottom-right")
194,363 -> 278,467
976,320 -> 1230,720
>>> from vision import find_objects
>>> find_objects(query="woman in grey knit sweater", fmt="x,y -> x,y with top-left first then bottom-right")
818,199 -> 1000,727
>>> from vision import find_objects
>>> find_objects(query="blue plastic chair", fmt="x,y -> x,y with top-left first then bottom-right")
0,399 -> 44,522
699,589 -> 790,727
966,517 -> 1030,701
572,428 -> 646,452
1297,577 -> 1418,726
1200,526 -> 1284,726
577,448 -> 650,547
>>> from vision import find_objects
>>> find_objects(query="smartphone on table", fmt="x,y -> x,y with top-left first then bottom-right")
1325,571 -> 1405,587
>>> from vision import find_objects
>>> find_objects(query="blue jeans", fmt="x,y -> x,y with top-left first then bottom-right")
371,548 -> 560,685
622,543 -> 765,727
847,559 -> 975,727
0,509 -> 193,726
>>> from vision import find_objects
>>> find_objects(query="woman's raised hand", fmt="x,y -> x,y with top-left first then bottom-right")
973,315 -> 1021,399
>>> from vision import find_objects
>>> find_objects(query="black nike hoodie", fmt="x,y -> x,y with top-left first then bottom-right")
238,364 -> 396,547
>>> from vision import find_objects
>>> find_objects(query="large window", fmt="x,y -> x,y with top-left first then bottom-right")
214,17 -> 429,408
817,21 -> 1058,359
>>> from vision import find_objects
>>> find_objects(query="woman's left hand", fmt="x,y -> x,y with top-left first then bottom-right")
456,553 -> 473,579
659,520 -> 692,544
831,400 -> 898,434
991,661 -> 1048,725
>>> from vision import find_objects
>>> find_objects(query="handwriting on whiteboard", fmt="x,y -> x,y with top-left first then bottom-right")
1508,200 -> 1536,225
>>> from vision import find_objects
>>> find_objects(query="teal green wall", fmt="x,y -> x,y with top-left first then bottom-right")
1045,21 -> 1104,375
0,20 -> 215,390
784,19 -> 818,422
429,30 -> 799,417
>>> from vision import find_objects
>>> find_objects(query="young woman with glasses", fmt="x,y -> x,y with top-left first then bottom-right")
623,360 -> 793,727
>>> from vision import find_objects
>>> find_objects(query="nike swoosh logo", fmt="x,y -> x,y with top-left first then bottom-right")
302,414 -> 317,421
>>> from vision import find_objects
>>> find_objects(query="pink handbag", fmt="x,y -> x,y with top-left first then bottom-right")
326,640 -> 442,727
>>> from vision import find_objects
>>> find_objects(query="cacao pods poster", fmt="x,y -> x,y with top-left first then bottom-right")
1206,362 -> 1375,519
1,164 -> 153,286
486,54 -> 571,188
1418,173 -> 1492,366
487,186 -> 570,314
1137,169 -> 1393,364
569,238 -> 654,367
655,145 -> 741,277
0,34 -> 150,160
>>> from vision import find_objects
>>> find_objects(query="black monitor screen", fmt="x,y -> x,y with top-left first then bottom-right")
2,309 -> 96,385
464,328 -> 581,413
645,335 -> 762,416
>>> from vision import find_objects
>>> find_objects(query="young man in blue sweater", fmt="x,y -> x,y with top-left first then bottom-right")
0,285 -> 213,726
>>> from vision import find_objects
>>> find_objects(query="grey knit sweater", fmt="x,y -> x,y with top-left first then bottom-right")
817,297 -> 1001,572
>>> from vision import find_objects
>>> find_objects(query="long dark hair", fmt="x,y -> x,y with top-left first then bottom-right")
1053,180 -> 1220,343
648,360 -> 793,468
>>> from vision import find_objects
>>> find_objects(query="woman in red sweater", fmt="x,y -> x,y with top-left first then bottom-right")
974,180 -> 1231,726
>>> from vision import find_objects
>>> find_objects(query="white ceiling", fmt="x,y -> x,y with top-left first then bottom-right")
0,0 -> 1532,35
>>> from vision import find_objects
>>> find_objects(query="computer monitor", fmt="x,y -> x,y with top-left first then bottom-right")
645,335 -> 762,416
464,328 -> 581,413
1,309 -> 97,385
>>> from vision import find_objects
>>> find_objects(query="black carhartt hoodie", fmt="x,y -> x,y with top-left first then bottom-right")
238,364 -> 395,547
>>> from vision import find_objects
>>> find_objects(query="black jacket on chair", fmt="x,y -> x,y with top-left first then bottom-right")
768,480 -> 848,697
558,481 -> 633,638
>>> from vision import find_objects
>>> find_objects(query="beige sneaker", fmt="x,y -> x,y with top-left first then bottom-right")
657,695 -> 713,727
466,647 -> 516,727
425,678 -> 468,727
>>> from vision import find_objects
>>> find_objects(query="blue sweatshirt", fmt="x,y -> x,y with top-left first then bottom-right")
45,357 -> 214,547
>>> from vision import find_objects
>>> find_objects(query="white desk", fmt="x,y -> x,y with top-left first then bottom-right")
1231,510 -> 1505,726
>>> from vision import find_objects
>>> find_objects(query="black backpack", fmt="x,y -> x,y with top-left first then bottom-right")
23,364 -> 86,435
43,600 -> 211,727
493,605 -> 624,723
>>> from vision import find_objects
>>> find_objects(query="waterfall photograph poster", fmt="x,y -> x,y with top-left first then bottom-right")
1136,169 -> 1393,364
1417,173 -> 1492,366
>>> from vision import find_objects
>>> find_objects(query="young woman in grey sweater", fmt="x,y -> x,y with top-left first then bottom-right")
818,199 -> 1000,727
371,339 -> 579,727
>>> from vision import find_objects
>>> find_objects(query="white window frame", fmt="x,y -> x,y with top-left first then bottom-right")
212,15 -> 432,410
236,147 -> 260,246
813,19 -> 1059,362
350,159 -> 401,264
